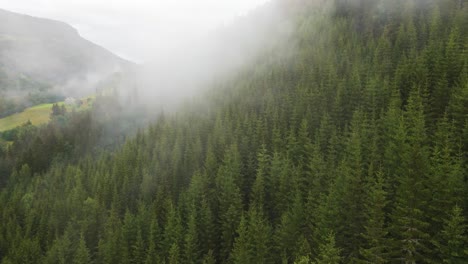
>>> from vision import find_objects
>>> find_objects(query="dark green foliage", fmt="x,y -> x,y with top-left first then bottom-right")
230,214 -> 250,264
74,234 -> 91,264
0,1 -> 467,263
314,232 -> 342,264
50,103 -> 67,119
436,206 -> 468,264
0,89 -> 62,118
359,170 -> 389,264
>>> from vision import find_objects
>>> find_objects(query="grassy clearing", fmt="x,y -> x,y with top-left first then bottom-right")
0,103 -> 59,132
0,97 -> 93,132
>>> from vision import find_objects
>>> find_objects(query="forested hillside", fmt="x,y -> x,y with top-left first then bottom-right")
0,0 -> 467,263
0,8 -> 133,117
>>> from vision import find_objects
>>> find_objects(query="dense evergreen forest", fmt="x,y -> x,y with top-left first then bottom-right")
1,0 -> 467,263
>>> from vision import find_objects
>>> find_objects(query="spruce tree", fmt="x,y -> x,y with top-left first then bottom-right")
230,214 -> 250,264
73,234 -> 91,264
389,89 -> 431,263
314,232 -> 342,264
360,171 -> 389,264
437,206 -> 468,263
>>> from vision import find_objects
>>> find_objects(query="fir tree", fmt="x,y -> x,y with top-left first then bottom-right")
360,171 -> 389,263
314,232 -> 342,264
437,206 -> 468,263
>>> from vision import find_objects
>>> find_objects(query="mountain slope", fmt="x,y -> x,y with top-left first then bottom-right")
0,9 -> 133,117
0,8 -> 132,90
0,1 -> 467,263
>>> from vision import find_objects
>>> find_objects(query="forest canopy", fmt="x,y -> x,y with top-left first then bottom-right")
0,0 -> 467,263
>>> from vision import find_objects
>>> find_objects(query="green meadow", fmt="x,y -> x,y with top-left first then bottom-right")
0,98 -> 93,132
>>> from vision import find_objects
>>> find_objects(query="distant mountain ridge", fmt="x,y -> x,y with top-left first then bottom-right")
0,8 -> 133,97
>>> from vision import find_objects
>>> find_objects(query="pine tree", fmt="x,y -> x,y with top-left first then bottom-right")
168,243 -> 180,264
308,140 -> 328,197
250,145 -> 269,211
248,208 -> 272,264
199,199 -> 216,255
13,238 -> 43,264
381,91 -> 407,201
294,255 -> 312,264
184,212 -> 200,264
230,214 -> 250,264
437,206 -> 468,263
163,202 -> 183,258
145,216 -> 161,264
120,210 -> 138,264
73,234 -> 91,264
216,145 -> 243,261
110,211 -> 124,263
314,232 -> 342,264
294,235 -> 312,262
428,115 -> 465,234
360,171 -> 389,263
202,250 -> 216,264
334,112 -> 367,259
389,88 -> 432,263
275,190 -> 304,262
132,229 -> 146,264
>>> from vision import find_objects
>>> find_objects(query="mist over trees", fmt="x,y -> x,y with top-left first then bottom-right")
0,0 -> 467,263
134,0 -> 293,111
0,8 -> 133,117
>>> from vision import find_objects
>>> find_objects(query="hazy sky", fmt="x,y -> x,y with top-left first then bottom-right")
0,0 -> 270,62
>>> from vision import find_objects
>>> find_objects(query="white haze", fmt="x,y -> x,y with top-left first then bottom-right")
0,0 -> 296,112
133,1 -> 294,110
0,0 -> 271,62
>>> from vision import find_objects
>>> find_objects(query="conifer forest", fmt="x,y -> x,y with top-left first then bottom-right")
0,0 -> 467,263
